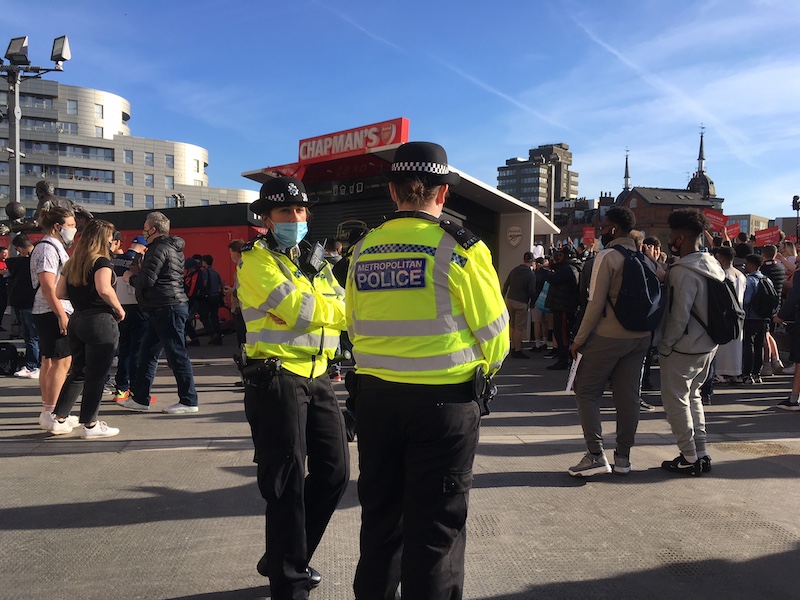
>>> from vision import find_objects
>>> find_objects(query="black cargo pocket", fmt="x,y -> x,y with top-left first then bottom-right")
442,469 -> 473,495
433,469 -> 473,546
264,446 -> 295,501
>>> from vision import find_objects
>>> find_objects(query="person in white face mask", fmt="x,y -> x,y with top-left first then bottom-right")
30,206 -> 79,432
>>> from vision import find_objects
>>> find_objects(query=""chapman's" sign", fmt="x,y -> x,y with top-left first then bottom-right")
298,118 -> 409,164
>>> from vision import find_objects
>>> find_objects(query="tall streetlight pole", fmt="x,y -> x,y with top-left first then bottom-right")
2,35 -> 71,208
532,153 -> 562,249
792,195 -> 799,243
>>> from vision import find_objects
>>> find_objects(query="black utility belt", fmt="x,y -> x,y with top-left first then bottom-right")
239,357 -> 282,384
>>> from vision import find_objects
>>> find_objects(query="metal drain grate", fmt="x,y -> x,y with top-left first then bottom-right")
468,513 -> 501,538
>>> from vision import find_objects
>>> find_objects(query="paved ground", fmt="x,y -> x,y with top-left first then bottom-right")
1,334 -> 799,600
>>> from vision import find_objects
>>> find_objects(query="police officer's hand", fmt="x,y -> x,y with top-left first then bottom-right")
569,342 -> 581,360
268,313 -> 286,325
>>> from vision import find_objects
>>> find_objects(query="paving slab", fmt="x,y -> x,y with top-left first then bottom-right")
1,337 -> 798,599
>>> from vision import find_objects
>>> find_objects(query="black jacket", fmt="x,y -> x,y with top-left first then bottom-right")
760,260 -> 785,302
130,235 -> 189,310
542,259 -> 582,313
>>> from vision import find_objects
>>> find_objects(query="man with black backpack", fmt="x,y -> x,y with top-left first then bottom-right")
658,209 -> 728,477
7,235 -> 40,377
567,207 -> 656,477
742,254 -> 778,384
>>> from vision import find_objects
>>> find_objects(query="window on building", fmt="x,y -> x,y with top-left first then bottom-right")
165,175 -> 174,190
145,152 -> 154,167
95,126 -> 103,138
124,172 -> 133,186
124,149 -> 133,164
94,104 -> 103,119
194,159 -> 200,173
124,193 -> 133,208
145,173 -> 154,188
165,196 -> 175,208
194,179 -> 204,186
201,198 -> 209,206
67,99 -> 78,115
145,195 -> 154,209
56,122 -> 78,135
165,154 -> 174,169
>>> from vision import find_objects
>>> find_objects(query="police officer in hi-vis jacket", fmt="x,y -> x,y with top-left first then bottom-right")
346,142 -> 510,600
237,176 -> 349,600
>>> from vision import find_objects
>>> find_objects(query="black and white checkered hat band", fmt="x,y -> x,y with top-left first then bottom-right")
391,161 -> 450,176
263,192 -> 308,203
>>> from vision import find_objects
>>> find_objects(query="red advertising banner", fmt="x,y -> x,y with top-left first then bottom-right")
788,234 -> 798,244
298,118 -> 410,164
703,208 -> 728,232
754,226 -> 782,246
725,222 -> 741,240
582,227 -> 595,246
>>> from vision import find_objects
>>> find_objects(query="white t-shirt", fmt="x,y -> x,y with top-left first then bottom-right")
30,234 -> 73,316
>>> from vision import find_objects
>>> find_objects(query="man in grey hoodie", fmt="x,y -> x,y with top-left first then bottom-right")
658,209 -> 724,477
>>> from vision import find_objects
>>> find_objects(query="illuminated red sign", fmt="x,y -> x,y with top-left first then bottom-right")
298,118 -> 409,164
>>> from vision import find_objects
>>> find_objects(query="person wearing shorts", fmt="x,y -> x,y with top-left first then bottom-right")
502,251 -> 537,359
30,206 -> 77,430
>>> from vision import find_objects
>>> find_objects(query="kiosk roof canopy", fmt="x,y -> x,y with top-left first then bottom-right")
242,143 -> 559,234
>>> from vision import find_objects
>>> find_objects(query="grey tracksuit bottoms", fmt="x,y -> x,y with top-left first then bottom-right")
573,334 -> 651,456
659,350 -> 715,459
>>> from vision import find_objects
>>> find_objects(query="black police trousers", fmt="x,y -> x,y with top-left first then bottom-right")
353,375 -> 480,600
244,369 -> 350,600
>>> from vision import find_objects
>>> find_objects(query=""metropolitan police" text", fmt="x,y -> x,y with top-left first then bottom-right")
355,259 -> 427,291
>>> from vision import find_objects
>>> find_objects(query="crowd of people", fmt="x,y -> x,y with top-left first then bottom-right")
503,206 -> 800,479
2,209 -> 241,438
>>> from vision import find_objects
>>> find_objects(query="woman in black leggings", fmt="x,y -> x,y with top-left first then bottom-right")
49,219 -> 126,439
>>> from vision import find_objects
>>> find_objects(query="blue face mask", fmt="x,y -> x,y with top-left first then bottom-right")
273,221 -> 308,248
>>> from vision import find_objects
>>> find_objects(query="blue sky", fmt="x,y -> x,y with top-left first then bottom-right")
4,0 -> 800,218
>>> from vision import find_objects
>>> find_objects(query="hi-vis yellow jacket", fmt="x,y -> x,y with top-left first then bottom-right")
238,237 -> 346,379
345,214 -> 509,385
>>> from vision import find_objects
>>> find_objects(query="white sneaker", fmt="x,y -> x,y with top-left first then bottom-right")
38,410 -> 54,430
13,367 -> 30,377
49,416 -> 73,435
39,411 -> 80,430
27,368 -> 40,379
162,403 -> 199,414
81,421 -> 120,439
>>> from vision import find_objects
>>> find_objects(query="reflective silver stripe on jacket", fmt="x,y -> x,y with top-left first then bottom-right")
246,328 -> 339,350
293,293 -> 316,332
472,312 -> 509,345
262,280 -> 295,312
354,344 -> 483,372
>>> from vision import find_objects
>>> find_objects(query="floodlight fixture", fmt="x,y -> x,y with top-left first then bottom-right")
51,35 -> 71,64
5,36 -> 29,66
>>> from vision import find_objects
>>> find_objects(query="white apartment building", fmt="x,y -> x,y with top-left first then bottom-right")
0,79 -> 256,215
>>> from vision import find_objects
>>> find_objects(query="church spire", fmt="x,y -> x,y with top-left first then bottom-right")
623,148 -> 631,191
697,125 -> 706,174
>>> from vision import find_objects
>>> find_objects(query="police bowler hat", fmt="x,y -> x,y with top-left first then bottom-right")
250,176 -> 315,216
382,141 -> 460,187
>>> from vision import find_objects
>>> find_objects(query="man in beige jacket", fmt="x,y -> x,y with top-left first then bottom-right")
568,207 -> 654,477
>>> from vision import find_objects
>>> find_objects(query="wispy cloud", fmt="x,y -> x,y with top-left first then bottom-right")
572,18 -> 752,165
312,0 -> 568,131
